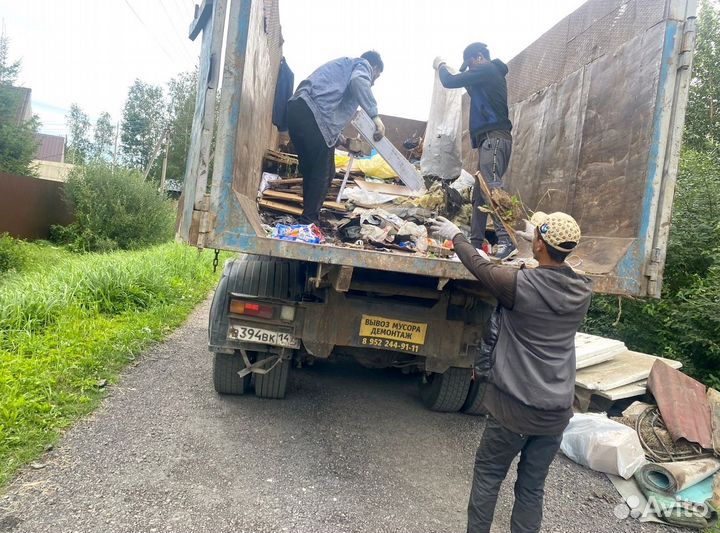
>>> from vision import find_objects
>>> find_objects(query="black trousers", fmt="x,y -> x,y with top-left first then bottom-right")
467,417 -> 562,533
286,98 -> 335,222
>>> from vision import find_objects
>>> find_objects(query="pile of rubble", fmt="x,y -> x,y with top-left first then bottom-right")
562,338 -> 720,529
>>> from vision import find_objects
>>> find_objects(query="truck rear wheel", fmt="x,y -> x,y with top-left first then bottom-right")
254,353 -> 290,399
213,352 -> 250,394
419,367 -> 472,412
462,379 -> 489,415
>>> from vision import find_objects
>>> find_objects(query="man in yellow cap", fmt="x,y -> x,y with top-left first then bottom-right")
429,212 -> 593,533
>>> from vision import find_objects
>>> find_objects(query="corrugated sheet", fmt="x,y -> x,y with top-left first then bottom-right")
34,133 -> 66,163
647,360 -> 713,449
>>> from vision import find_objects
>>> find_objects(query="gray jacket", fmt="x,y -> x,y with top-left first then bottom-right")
290,57 -> 378,148
488,267 -> 593,411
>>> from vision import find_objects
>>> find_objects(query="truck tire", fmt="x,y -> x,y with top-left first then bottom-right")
254,353 -> 290,399
419,367 -> 472,412
462,379 -> 489,415
213,352 -> 250,394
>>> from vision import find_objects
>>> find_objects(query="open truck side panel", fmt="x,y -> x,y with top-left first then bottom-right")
177,0 -> 695,409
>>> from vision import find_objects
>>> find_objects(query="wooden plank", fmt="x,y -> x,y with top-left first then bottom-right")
355,179 -> 421,198
189,0 -> 213,40
262,189 -> 347,212
575,350 -> 682,391
258,199 -> 303,216
575,332 -> 626,368
351,109 -> 424,191
595,380 -> 648,401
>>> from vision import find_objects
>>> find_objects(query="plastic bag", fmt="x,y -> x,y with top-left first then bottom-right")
335,153 -> 398,180
342,187 -> 396,207
420,69 -> 464,179
271,224 -> 325,244
560,413 -> 646,479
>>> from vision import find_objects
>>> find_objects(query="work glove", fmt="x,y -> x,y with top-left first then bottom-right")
516,219 -> 536,242
428,216 -> 462,241
432,56 -> 447,70
372,115 -> 385,142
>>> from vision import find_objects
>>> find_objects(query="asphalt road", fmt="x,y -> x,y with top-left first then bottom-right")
0,298 -> 682,533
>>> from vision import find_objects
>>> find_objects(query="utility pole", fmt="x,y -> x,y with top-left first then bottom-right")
143,129 -> 168,181
112,121 -> 120,172
159,137 -> 170,193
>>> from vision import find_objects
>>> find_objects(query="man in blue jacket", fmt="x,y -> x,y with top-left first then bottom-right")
434,42 -> 515,260
430,212 -> 593,533
287,51 -> 385,224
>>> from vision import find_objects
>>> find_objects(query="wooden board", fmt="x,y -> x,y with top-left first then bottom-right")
355,179 -> 421,198
351,109 -> 424,191
261,190 -> 347,212
595,380 -> 648,401
258,199 -> 302,216
575,332 -> 626,369
575,350 -> 682,391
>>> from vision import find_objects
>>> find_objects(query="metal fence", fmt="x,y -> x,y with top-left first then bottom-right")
0,172 -> 74,240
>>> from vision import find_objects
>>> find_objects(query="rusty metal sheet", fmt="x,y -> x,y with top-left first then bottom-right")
647,360 -> 713,449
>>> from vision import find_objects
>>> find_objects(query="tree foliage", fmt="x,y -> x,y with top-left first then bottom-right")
65,103 -> 91,165
92,111 -> 115,162
165,69 -> 197,183
120,79 -> 166,175
685,0 -> 720,150
0,28 -> 38,176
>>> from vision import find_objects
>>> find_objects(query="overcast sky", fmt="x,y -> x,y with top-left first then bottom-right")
1,0 -> 586,137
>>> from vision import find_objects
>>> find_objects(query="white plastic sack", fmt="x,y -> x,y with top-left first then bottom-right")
342,187 -> 396,207
420,70 -> 464,180
560,413 -> 646,479
449,169 -> 475,193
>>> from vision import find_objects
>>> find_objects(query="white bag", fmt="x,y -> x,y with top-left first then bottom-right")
560,413 -> 646,479
420,70 -> 464,180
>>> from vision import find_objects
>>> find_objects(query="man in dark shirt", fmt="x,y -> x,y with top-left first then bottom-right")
429,213 -> 593,533
434,42 -> 515,260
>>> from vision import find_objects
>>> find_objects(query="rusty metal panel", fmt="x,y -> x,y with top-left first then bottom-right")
460,0 -> 696,296
34,133 -> 66,163
647,360 -> 713,449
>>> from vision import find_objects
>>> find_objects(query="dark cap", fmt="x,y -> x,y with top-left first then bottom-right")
460,42 -> 490,71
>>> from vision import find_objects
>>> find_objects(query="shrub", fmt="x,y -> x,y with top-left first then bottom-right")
0,233 -> 24,274
583,147 -> 720,383
61,163 -> 175,251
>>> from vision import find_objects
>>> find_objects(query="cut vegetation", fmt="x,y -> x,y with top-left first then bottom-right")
0,240 -> 226,486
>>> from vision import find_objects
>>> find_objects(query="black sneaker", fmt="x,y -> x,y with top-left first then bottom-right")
493,242 -> 517,261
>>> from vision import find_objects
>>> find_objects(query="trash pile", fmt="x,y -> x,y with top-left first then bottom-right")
562,353 -> 720,529
257,149 -> 524,260
257,148 -> 475,258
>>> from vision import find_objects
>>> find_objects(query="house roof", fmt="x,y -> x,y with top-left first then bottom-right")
34,133 -> 66,163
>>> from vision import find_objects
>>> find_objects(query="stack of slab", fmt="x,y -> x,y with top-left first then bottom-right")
573,332 -> 682,411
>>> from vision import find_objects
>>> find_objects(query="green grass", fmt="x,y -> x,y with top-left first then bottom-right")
0,242 -> 226,486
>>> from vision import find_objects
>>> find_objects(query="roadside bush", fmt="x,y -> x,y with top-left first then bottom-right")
583,147 -> 720,383
0,233 -> 25,274
60,163 -> 175,251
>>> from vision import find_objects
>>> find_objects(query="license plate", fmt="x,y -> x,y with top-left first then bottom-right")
359,315 -> 427,353
228,325 -> 300,348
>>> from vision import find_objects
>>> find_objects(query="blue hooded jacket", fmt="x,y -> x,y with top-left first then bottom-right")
439,59 -> 512,148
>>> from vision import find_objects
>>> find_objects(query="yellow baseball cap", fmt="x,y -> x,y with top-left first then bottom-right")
533,211 -> 581,252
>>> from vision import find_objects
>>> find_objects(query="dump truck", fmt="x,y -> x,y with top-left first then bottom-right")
177,0 -> 697,412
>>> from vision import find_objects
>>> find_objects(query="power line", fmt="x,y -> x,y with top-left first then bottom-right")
158,0 -> 197,63
122,0 -> 187,66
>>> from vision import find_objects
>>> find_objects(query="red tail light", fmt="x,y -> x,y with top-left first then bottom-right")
229,300 -> 275,319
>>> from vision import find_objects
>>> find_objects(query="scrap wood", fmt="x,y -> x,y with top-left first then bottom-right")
647,360 -> 713,450
258,199 -> 303,216
264,148 -> 298,166
355,178 -> 421,198
261,190 -> 347,212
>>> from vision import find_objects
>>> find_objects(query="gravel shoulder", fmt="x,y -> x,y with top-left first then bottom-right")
0,297 -> 683,533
